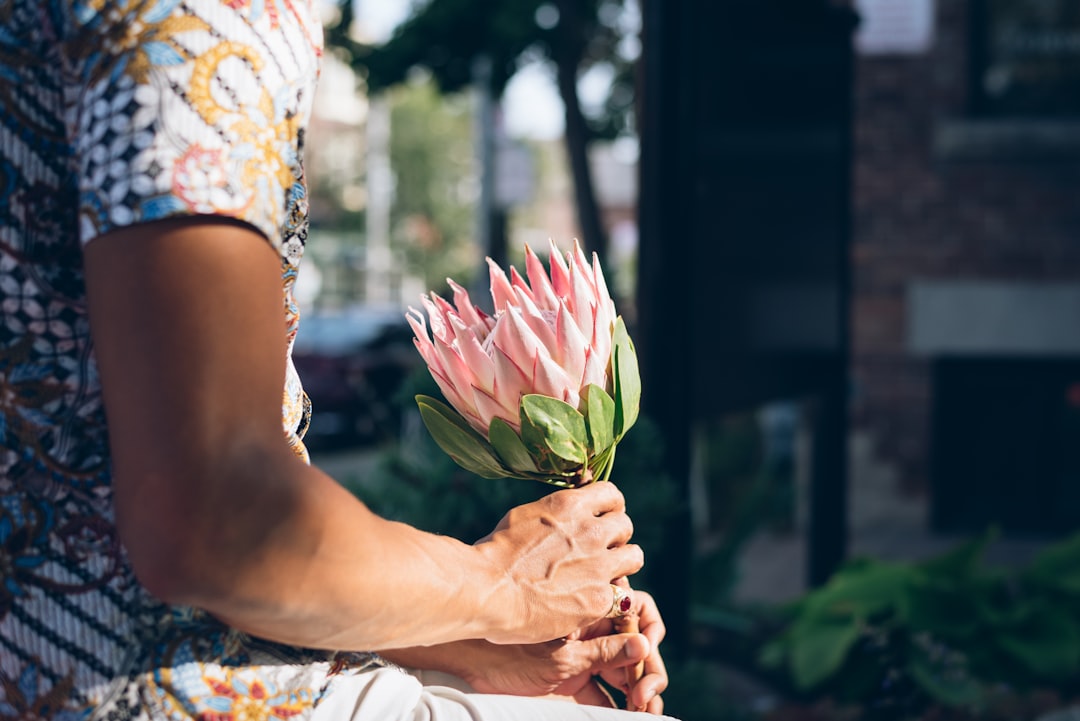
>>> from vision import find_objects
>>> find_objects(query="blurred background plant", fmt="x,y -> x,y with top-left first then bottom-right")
301,1 -> 1080,718
687,532 -> 1080,721
325,370 -> 1080,720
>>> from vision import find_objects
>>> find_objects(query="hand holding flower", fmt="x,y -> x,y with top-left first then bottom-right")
472,482 -> 644,645
408,240 -> 652,707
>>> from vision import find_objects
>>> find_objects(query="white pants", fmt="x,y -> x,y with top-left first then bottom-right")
311,666 -> 679,721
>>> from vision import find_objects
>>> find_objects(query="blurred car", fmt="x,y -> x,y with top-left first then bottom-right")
291,306 -> 420,450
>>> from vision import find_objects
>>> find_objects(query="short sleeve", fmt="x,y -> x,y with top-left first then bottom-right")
68,0 -> 323,250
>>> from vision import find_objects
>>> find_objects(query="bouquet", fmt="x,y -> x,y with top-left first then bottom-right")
407,240 -> 646,699
406,240 -> 640,488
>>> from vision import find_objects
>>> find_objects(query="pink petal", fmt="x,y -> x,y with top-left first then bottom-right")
406,306 -> 430,343
433,335 -> 480,417
512,287 -> 559,357
531,350 -> 578,404
509,265 -> 536,304
429,365 -> 484,429
421,295 -> 451,343
491,343 -> 531,419
492,307 -> 544,372
411,336 -> 444,378
568,262 -> 597,340
488,258 -> 517,312
548,239 -> 572,298
407,310 -> 444,373
473,386 -> 519,432
570,240 -> 598,296
582,347 -> 608,391
525,244 -> 562,312
448,279 -> 487,331
554,300 -> 588,382
591,253 -> 616,335
591,311 -> 613,379
432,293 -> 458,319
449,315 -> 495,394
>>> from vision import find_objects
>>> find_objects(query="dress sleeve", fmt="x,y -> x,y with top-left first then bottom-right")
69,0 -> 323,251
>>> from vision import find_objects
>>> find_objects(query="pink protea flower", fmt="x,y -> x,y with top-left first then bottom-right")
408,240 -> 616,436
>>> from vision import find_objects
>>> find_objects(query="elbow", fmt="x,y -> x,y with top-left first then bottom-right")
112,445 -> 305,609
111,466 -> 256,608
117,493 -> 222,606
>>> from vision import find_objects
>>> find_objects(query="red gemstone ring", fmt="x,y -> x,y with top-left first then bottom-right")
606,584 -> 633,618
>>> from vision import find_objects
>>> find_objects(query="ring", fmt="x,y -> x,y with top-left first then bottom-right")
605,584 -> 633,618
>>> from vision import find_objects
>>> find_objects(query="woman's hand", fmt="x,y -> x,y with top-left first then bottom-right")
572,589 -> 669,714
473,482 -> 645,645
381,590 -> 669,714
85,219 -> 639,652
384,634 -> 645,704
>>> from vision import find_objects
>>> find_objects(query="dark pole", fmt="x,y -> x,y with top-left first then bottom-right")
552,0 -> 609,269
637,0 -> 693,659
808,6 -> 857,587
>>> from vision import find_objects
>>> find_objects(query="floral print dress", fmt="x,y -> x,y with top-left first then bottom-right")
0,1 -> 376,718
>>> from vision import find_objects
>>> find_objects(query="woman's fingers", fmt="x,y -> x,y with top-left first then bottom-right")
474,483 -> 644,643
608,544 -> 645,584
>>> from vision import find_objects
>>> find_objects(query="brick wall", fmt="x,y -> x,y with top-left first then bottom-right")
851,0 -> 1080,492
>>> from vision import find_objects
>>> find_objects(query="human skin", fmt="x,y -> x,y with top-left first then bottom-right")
381,590 -> 669,714
82,216 -> 645,652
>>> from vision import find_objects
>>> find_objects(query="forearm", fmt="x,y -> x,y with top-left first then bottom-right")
379,640 -> 490,678
86,221 -> 637,656
131,446 -> 516,651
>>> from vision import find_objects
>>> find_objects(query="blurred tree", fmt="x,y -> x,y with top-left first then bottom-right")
387,77 -> 479,291
326,0 -> 641,270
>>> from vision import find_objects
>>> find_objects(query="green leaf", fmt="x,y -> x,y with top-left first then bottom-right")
611,317 -> 640,438
919,529 -> 995,579
994,606 -> 1080,679
520,394 -> 588,465
903,578 -> 980,638
908,639 -> 984,707
582,384 -> 615,454
803,561 -> 910,620
416,396 -> 510,479
757,639 -> 787,670
789,618 -> 861,690
591,443 -> 617,482
1025,532 -> 1080,595
488,418 -> 538,474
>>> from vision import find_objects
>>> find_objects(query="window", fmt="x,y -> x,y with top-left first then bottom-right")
972,0 -> 1080,117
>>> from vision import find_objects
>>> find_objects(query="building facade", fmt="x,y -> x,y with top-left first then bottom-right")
851,0 -> 1080,534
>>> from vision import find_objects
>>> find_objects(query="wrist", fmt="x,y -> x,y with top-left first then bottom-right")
468,540 -> 525,644
380,639 -> 491,681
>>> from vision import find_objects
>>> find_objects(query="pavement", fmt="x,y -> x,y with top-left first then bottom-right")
731,430 -> 1049,605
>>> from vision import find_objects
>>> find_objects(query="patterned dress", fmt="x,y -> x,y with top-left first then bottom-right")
0,1 -> 376,718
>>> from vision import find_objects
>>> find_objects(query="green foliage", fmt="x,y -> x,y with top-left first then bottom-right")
760,532 -> 1080,719
520,394 -> 589,466
328,0 -> 639,133
583,383 -> 615,454
416,396 -> 511,479
357,366 -> 678,591
386,79 -> 477,290
611,316 -> 640,436
324,0 -> 642,265
689,412 -> 796,604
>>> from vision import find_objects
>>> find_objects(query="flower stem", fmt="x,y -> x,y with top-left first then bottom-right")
612,610 -> 645,711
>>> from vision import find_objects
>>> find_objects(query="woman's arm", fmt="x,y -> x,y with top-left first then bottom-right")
381,590 -> 670,714
83,217 -> 644,651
